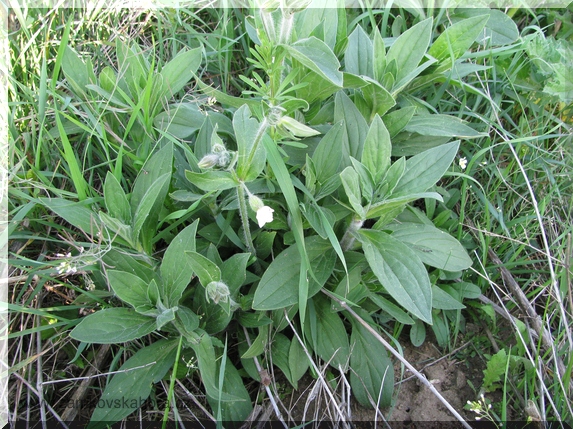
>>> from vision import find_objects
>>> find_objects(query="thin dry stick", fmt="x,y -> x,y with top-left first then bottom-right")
60,343 -> 111,421
35,317 -> 47,429
283,310 -> 350,426
505,140 -> 573,351
242,326 -> 288,429
474,257 -> 568,423
486,247 -> 567,379
322,289 -> 473,429
12,372 -> 69,429
174,379 -> 216,422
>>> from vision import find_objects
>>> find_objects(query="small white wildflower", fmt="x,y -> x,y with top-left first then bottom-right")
481,160 -> 487,166
459,157 -> 468,170
207,96 -> 217,106
57,261 -> 77,275
256,205 -> 274,228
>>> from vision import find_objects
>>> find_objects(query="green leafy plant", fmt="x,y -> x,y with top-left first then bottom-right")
14,5 -> 540,426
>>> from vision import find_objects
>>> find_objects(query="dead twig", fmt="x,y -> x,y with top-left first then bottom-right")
322,289 -> 473,429
60,344 -> 111,421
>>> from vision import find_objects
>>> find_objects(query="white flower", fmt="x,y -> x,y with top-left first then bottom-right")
459,157 -> 468,170
256,206 -> 274,228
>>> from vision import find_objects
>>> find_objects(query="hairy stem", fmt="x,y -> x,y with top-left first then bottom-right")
237,184 -> 256,257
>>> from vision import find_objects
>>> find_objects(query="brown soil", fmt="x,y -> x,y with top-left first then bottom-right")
276,327 -> 487,426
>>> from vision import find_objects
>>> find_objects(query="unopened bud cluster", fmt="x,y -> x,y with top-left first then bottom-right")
206,281 -> 230,304
197,140 -> 233,169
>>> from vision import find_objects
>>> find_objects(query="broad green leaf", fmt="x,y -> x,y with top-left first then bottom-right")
252,236 -> 336,310
295,5 -> 338,49
107,270 -> 150,309
432,314 -> 450,348
99,211 -> 133,247
185,251 -> 221,287
385,18 -> 432,88
362,115 -> 391,183
288,336 -> 309,389
312,121 -> 345,183
131,143 -> 173,216
154,102 -> 232,139
405,114 -> 485,138
234,105 -> 267,181
432,285 -> 465,310
387,222 -> 473,271
102,249 -> 156,284
271,333 -> 293,382
482,349 -> 508,392
62,46 -> 96,99
103,172 -> 131,224
360,77 -> 396,118
382,106 -> 416,138
334,91 -> 368,161
160,220 -> 199,307
193,286 -> 232,334
207,357 -> 253,422
340,167 -> 365,219
131,173 -> 171,243
358,230 -> 432,323
302,204 -> 335,240
88,339 -> 178,428
391,132 -> 451,157
193,335 -> 244,402
428,15 -> 489,71
373,26 -> 386,82
241,328 -> 268,359
342,72 -> 369,89
40,197 -> 100,233
157,47 -> 202,100
345,25 -> 373,76
174,305 -> 200,339
115,39 -> 148,98
185,170 -> 238,192
155,306 -> 177,330
98,66 -> 116,93
392,141 -> 459,197
410,318 -> 426,347
350,158 -> 374,204
261,131 -> 310,323
366,192 -> 442,220
284,37 -> 343,87
454,9 -> 519,46
368,294 -> 415,325
70,308 -> 156,344
349,312 -> 394,407
306,296 -> 350,370
220,253 -> 250,296
296,70 -> 341,104
453,282 -> 482,300
379,155 -> 406,198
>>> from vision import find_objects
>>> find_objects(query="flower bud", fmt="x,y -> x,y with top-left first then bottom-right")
205,281 -> 230,304
248,194 -> 265,212
279,116 -> 320,137
197,154 -> 219,169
